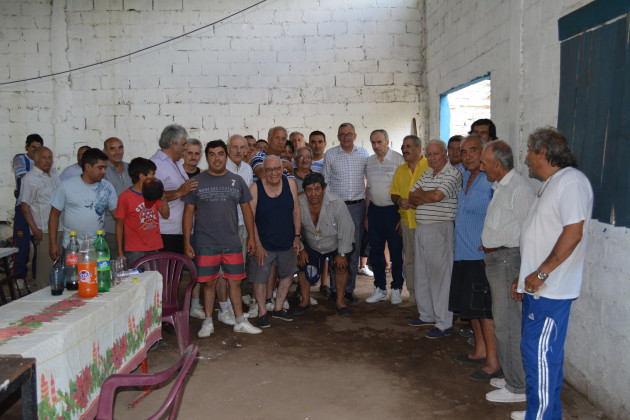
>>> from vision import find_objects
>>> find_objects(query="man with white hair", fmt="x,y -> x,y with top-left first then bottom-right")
150,124 -> 198,254
408,139 -> 462,339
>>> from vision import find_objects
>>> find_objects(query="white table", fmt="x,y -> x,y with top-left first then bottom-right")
0,271 -> 162,419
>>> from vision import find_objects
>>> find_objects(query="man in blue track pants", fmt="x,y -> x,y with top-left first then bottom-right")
510,127 -> 593,420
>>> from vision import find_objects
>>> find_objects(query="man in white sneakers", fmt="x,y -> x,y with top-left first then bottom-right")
182,140 -> 261,337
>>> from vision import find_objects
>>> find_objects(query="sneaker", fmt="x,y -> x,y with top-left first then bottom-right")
390,288 -> 402,305
486,387 -> 527,403
358,266 -> 374,276
257,314 -> 270,328
234,319 -> 262,334
198,319 -> 214,338
490,377 -> 506,389
248,301 -> 259,318
190,305 -> 206,319
407,318 -> 435,327
242,294 -> 251,305
271,309 -> 293,322
425,327 -> 453,339
511,411 -> 525,420
293,305 -> 313,316
366,287 -> 388,303
309,297 -> 318,305
265,298 -> 274,311
217,309 -> 236,326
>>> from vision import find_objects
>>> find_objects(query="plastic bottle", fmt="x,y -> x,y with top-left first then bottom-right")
78,234 -> 97,298
94,230 -> 111,292
65,231 -> 79,290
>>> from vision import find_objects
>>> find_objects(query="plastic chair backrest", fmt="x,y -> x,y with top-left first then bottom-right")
131,252 -> 198,313
96,344 -> 199,420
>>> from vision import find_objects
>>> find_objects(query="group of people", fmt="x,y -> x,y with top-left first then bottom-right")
11,118 -> 592,420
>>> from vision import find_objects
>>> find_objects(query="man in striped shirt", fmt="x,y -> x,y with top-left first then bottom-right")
308,130 -> 327,174
407,139 -> 462,338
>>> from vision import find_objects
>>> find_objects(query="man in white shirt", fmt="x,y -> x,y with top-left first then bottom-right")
510,127 -> 593,420
479,140 -> 534,404
364,130 -> 405,305
19,147 -> 61,289
150,124 -> 198,254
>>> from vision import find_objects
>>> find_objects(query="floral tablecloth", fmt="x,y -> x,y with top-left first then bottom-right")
0,271 -> 162,419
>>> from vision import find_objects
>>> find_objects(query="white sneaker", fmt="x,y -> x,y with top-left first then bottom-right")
242,294 -> 251,305
234,319 -> 262,334
248,301 -> 259,318
486,387 -> 527,403
490,377 -> 506,389
358,266 -> 374,276
198,318 -> 214,338
265,299 -> 274,311
510,411 -> 525,420
390,288 -> 402,305
309,297 -> 318,306
217,308 -> 236,326
190,305 -> 206,319
366,287 -> 388,303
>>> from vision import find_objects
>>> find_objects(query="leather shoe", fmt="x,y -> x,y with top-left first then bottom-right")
470,369 -> 503,381
344,291 -> 358,302
336,306 -> 350,316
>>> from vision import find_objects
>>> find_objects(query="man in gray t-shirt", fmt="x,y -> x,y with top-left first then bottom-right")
182,140 -> 260,338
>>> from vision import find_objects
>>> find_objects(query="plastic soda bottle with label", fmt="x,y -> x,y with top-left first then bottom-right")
78,234 -> 97,298
65,231 -> 79,290
94,230 -> 111,292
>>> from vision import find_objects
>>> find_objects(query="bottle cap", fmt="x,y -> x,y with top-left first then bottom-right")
70,231 -> 77,235
96,230 -> 103,235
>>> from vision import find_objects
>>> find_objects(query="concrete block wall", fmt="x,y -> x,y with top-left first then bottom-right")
0,0 -> 427,220
425,1 -> 629,418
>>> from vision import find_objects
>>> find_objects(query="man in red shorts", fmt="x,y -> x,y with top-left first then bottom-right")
182,140 -> 261,337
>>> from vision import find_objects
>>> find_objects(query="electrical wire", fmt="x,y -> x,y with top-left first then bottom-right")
0,0 -> 267,86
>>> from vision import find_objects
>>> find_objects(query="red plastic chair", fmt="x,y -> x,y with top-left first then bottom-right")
95,344 -> 198,420
132,252 -> 198,355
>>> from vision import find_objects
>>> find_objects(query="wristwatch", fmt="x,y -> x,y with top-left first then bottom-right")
536,269 -> 549,281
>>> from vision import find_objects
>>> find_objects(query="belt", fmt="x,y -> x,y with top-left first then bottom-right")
483,246 -> 516,254
344,199 -> 364,205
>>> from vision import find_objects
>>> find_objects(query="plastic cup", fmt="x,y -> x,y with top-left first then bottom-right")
50,266 -> 65,295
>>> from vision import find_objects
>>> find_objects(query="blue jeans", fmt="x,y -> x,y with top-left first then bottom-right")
12,203 -> 35,278
367,203 -> 403,290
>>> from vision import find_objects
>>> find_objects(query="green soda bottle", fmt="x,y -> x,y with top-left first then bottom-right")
94,230 -> 111,292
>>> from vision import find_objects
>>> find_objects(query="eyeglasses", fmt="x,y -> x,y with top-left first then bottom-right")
264,166 -> 282,173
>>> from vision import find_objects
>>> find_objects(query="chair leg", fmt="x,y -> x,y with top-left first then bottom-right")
129,357 -> 158,409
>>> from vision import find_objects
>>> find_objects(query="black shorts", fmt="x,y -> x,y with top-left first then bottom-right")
448,260 -> 493,319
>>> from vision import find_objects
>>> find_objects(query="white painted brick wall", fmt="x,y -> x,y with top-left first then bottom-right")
0,0 -> 426,218
425,1 -> 628,418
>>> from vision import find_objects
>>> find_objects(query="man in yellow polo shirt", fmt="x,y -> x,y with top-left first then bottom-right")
390,135 -> 428,304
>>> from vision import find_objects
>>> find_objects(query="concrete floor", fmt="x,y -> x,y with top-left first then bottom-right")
107,275 -> 607,420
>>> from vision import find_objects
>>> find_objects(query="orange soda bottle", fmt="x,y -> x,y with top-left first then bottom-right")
77,234 -> 98,298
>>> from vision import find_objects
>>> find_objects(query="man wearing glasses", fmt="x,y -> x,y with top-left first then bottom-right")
322,123 -> 370,303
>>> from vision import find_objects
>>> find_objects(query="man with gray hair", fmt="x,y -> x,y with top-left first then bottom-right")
250,126 -> 294,180
407,139 -> 462,338
150,124 -> 198,254
509,127 -> 592,420
183,138 -> 203,178
479,140 -> 533,404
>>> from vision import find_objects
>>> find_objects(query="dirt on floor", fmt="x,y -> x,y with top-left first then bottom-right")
105,275 -> 606,420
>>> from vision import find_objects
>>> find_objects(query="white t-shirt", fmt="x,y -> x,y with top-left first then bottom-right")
50,176 -> 118,247
518,167 -> 593,299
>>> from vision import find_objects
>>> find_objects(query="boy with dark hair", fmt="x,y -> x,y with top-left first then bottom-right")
115,157 -> 170,266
